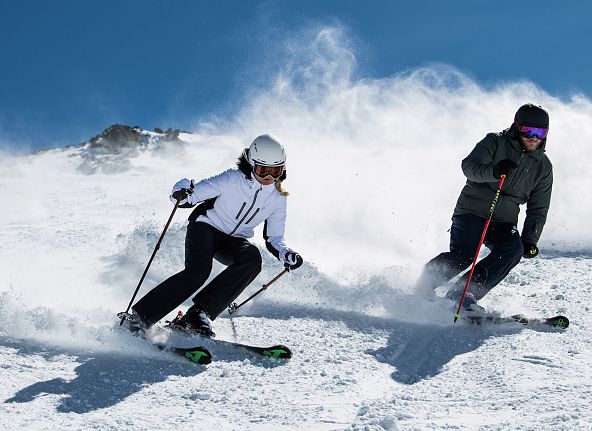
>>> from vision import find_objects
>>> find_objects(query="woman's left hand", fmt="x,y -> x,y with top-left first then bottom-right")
284,251 -> 303,271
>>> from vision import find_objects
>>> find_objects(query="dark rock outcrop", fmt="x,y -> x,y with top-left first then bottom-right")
77,124 -> 187,174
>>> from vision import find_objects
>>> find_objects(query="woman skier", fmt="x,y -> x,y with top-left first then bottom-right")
123,134 -> 303,337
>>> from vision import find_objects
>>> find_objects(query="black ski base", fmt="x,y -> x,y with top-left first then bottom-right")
165,320 -> 292,360
464,314 -> 569,329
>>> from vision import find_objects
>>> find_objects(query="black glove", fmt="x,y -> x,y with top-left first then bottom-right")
283,251 -> 303,271
493,159 -> 518,179
522,241 -> 539,259
171,179 -> 195,205
172,188 -> 190,201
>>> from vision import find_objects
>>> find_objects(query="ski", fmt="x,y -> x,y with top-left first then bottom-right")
165,320 -> 292,359
154,343 -> 213,365
464,314 -> 569,329
117,312 -> 213,365
203,338 -> 292,360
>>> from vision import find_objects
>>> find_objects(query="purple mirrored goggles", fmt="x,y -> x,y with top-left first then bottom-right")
518,125 -> 548,140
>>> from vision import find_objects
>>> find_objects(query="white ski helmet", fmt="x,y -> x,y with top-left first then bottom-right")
248,134 -> 286,167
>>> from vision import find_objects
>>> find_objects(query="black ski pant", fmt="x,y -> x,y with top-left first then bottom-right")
417,214 -> 523,300
133,221 -> 262,327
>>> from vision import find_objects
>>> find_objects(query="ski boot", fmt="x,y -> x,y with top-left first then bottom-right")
446,289 -> 486,316
168,308 -> 215,338
117,310 -> 147,335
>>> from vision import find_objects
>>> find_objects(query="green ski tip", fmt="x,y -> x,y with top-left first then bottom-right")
184,349 -> 212,364
262,348 -> 291,359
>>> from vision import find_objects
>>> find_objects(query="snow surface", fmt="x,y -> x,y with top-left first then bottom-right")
1,28 -> 592,431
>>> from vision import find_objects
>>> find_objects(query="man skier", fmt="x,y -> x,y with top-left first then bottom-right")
417,104 -> 553,311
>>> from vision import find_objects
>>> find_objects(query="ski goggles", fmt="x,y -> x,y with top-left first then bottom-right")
254,164 -> 284,179
518,125 -> 548,140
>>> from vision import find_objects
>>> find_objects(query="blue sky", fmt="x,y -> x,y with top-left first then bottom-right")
1,0 -> 590,151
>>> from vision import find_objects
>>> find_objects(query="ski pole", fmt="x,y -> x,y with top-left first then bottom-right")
120,198 -> 181,325
453,175 -> 507,323
228,268 -> 289,315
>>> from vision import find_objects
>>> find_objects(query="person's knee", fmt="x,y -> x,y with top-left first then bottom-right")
424,251 -> 472,279
240,245 -> 262,271
448,251 -> 473,271
472,266 -> 488,284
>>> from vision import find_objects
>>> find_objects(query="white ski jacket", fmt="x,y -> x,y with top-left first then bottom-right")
174,168 -> 292,262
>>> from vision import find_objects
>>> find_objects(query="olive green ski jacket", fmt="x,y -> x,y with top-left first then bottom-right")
453,127 -> 553,245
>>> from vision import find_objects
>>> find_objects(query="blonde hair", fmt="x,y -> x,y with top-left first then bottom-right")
275,178 -> 289,196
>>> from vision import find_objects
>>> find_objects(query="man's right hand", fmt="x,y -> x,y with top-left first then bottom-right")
493,159 -> 518,179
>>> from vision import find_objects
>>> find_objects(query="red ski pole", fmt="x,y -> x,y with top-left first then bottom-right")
453,175 -> 507,323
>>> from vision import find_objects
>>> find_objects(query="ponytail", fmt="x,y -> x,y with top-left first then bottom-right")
275,178 -> 289,196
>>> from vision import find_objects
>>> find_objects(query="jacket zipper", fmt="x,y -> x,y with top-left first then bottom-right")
235,202 -> 246,219
498,153 -> 524,209
512,164 -> 529,191
504,153 -> 524,190
229,187 -> 261,235
245,208 -> 260,224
